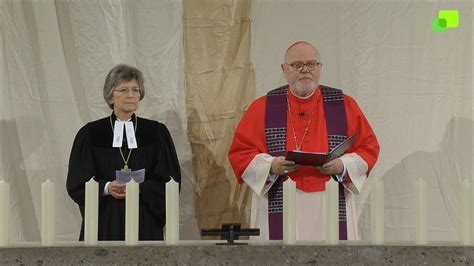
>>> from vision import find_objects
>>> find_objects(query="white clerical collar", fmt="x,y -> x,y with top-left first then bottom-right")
116,117 -> 132,122
112,116 -> 138,149
289,87 -> 317,99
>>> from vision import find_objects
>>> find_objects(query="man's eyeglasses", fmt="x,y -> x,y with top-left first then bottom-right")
114,86 -> 141,95
284,60 -> 322,71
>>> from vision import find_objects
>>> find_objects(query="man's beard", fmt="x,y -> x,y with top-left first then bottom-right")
291,80 -> 317,97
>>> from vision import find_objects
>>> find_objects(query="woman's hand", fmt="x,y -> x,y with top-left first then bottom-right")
108,180 -> 126,199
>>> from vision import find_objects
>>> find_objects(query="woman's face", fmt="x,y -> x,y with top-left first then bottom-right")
109,79 -> 141,116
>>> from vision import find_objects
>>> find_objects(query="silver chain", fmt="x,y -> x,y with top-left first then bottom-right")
287,92 -> 318,151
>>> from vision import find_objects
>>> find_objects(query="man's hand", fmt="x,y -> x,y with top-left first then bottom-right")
271,156 -> 298,176
317,158 -> 344,176
108,180 -> 126,199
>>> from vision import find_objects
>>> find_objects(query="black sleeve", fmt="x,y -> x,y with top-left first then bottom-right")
66,125 -> 98,207
139,122 -> 181,225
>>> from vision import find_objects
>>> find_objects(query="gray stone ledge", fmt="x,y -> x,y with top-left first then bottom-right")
1,241 -> 473,265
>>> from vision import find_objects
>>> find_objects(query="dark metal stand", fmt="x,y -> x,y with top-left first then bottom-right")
201,223 -> 260,245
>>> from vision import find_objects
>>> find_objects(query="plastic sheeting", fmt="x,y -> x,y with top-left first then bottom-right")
250,0 -> 473,242
0,0 -> 199,241
0,0 -> 472,244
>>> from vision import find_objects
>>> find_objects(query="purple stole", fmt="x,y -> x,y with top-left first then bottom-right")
264,85 -> 348,240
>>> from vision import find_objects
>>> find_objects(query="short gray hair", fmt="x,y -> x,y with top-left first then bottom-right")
103,64 -> 145,109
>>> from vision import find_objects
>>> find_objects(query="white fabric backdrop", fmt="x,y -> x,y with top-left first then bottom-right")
0,0 -> 472,243
0,0 -> 199,242
251,0 -> 473,242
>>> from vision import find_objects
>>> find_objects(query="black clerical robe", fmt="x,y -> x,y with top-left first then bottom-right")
66,113 -> 181,241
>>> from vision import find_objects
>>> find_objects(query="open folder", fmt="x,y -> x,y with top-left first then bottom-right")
285,133 -> 358,166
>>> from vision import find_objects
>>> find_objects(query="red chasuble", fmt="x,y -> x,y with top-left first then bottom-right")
229,85 -> 380,192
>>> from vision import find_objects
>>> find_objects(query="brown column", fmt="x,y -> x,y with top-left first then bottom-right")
183,0 -> 255,235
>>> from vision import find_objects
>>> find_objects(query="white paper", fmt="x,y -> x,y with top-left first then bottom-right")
116,169 -> 145,184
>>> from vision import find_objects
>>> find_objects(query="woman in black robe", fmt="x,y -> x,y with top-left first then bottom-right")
66,64 -> 181,241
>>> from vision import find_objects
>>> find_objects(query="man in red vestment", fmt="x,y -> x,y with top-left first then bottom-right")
228,41 -> 380,241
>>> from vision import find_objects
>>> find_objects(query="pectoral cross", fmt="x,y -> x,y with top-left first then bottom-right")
122,164 -> 131,172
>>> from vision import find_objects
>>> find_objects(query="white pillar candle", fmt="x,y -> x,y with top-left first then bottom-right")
415,178 -> 427,245
0,181 -> 10,247
371,179 -> 384,244
325,179 -> 339,244
459,178 -> 472,245
166,179 -> 180,245
283,178 -> 296,244
125,180 -> 139,245
41,179 -> 55,246
84,178 -> 99,246
472,179 -> 474,244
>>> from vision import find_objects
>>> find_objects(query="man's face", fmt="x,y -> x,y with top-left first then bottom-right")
282,43 -> 322,97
